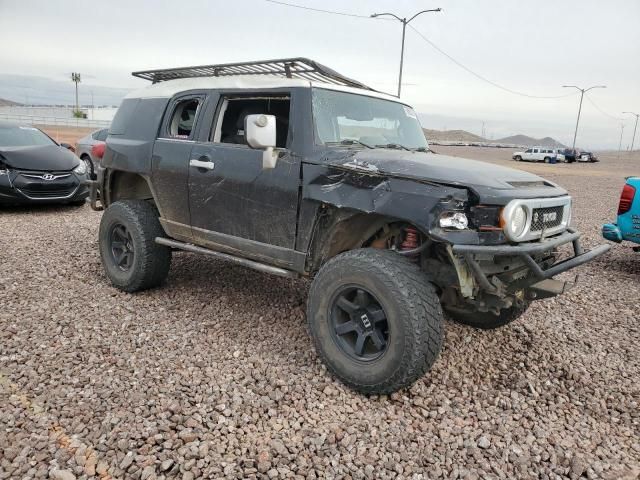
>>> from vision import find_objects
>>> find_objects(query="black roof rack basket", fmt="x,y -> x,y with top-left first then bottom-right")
132,57 -> 375,91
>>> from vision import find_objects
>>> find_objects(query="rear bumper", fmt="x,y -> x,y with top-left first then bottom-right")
452,228 -> 610,293
602,223 -> 623,243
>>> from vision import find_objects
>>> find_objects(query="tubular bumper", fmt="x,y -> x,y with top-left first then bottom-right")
452,228 -> 610,289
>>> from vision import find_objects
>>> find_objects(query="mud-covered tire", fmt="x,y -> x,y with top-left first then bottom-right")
307,248 -> 444,394
446,302 -> 529,330
99,200 -> 171,292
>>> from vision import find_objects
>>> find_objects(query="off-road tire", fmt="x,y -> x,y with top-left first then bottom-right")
446,302 -> 529,330
99,200 -> 171,292
307,248 -> 444,394
514,155 -> 522,161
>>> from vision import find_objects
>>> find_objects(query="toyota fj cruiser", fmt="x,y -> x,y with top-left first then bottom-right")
89,58 -> 610,394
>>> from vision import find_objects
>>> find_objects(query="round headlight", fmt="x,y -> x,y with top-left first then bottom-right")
510,205 -> 527,238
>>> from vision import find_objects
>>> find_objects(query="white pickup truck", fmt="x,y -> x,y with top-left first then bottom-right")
512,147 -> 560,162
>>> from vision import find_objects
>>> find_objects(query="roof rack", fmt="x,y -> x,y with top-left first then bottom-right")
132,57 -> 376,91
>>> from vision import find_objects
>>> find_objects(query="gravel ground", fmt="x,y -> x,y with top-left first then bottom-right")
1,150 -> 639,480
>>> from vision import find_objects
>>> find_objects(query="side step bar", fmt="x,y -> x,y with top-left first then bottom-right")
154,237 -> 299,279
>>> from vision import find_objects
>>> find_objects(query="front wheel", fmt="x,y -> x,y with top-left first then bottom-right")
99,200 -> 171,292
514,156 -> 522,161
446,302 -> 529,330
307,249 -> 444,394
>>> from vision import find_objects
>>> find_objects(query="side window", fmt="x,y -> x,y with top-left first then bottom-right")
533,148 -> 539,153
210,94 -> 291,149
96,129 -> 108,141
525,149 -> 532,153
164,97 -> 201,140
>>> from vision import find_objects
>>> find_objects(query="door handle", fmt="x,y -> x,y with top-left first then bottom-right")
190,158 -> 215,170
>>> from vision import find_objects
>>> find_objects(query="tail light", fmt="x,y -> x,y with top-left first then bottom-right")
91,142 -> 105,159
618,183 -> 636,215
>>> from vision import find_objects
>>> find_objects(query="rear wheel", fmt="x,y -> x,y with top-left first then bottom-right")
307,249 -> 444,394
446,302 -> 529,330
99,200 -> 171,292
544,156 -> 551,163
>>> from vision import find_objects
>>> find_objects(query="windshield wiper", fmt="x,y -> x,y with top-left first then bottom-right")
376,143 -> 410,151
413,146 -> 433,153
327,139 -> 374,149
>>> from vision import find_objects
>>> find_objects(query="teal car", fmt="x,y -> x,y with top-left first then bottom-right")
602,177 -> 640,248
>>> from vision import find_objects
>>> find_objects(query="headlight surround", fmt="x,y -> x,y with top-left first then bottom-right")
73,161 -> 87,175
502,202 -> 529,241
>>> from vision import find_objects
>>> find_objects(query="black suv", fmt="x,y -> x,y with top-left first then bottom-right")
90,58 -> 609,394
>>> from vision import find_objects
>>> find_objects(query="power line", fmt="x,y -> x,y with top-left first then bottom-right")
264,0 -> 371,18
263,0 -> 576,100
583,94 -> 623,121
407,25 -> 575,99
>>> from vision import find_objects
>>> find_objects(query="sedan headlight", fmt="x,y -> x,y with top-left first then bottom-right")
73,161 -> 87,175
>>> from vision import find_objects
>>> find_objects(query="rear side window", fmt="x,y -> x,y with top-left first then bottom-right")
93,129 -> 108,141
165,98 -> 201,140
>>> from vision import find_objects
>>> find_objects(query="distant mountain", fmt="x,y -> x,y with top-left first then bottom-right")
495,135 -> 566,148
0,97 -> 22,107
0,74 -> 131,106
423,129 -> 486,143
423,128 -> 566,148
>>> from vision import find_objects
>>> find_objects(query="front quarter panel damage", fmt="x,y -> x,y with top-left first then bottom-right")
301,160 -> 470,251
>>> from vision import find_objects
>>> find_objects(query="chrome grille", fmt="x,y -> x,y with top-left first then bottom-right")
530,206 -> 564,232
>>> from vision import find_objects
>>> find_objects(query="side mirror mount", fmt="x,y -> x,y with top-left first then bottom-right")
245,114 -> 278,169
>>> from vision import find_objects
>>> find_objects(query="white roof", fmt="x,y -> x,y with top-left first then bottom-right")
125,75 -> 405,104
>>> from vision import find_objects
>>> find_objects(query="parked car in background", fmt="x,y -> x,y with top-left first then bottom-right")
578,151 -> 599,162
0,121 -> 89,205
558,148 -> 577,163
512,146 -> 557,162
602,177 -> 640,249
76,127 -> 108,174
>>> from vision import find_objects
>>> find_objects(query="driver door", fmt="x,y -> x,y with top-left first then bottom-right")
187,90 -> 304,270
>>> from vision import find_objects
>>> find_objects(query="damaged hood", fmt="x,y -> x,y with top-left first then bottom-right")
313,149 -> 567,202
0,145 -> 80,171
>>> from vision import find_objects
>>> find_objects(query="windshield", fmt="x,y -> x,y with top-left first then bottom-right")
312,88 -> 429,150
0,125 -> 56,148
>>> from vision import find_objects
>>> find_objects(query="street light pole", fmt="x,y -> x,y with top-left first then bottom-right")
618,123 -> 625,159
71,72 -> 81,114
562,85 -> 606,150
371,8 -> 442,98
623,111 -> 639,152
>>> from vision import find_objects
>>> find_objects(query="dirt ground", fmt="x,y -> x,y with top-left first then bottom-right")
40,126 -> 96,147
1,134 -> 639,479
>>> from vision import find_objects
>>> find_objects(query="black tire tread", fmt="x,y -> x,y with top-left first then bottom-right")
99,200 -> 171,292
308,248 -> 444,394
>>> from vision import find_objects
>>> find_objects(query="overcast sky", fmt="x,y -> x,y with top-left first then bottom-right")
0,0 -> 638,148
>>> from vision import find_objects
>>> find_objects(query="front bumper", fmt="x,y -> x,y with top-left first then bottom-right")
0,170 -> 89,205
452,228 -> 610,294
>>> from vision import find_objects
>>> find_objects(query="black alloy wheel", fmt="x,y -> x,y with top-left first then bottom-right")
109,223 -> 135,271
329,286 -> 389,361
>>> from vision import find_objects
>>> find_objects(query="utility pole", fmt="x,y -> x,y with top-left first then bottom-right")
71,72 -> 81,114
623,111 -> 639,151
371,8 -> 441,98
618,123 -> 625,159
562,85 -> 606,150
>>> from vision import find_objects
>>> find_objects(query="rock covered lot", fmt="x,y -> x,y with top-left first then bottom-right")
1,151 -> 639,480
